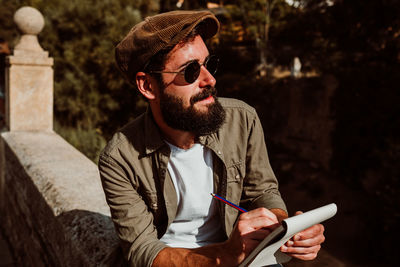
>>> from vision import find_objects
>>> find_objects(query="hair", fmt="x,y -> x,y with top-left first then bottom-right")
143,25 -> 205,88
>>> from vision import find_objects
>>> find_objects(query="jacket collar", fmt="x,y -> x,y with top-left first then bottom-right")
144,107 -> 167,155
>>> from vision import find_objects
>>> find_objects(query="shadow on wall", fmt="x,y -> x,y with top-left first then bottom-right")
58,210 -> 125,266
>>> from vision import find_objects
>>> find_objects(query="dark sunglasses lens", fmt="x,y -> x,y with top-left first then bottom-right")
184,62 -> 201,84
205,56 -> 219,75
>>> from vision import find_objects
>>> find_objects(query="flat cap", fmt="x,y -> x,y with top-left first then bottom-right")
115,10 -> 220,84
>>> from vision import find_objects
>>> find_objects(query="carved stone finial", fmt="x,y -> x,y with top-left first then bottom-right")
14,6 -> 45,35
13,6 -> 45,53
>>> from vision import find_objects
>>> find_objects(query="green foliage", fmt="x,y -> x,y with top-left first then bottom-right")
54,121 -> 107,163
0,1 -> 21,43
0,0 -> 157,161
222,0 -> 291,41
38,0 -> 146,137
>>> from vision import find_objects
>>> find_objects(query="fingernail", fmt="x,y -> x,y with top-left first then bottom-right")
287,240 -> 294,246
281,245 -> 287,252
294,235 -> 301,241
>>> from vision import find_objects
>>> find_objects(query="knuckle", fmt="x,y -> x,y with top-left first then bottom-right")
309,253 -> 317,260
237,221 -> 246,230
259,208 -> 269,216
239,212 -> 247,220
303,252 -> 317,260
306,247 -> 314,254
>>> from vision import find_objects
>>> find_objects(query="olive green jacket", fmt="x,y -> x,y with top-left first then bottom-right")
98,97 -> 287,267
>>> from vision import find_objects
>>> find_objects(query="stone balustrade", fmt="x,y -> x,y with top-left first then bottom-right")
0,6 -> 123,266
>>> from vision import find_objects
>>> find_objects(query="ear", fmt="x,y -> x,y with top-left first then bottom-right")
136,72 -> 156,100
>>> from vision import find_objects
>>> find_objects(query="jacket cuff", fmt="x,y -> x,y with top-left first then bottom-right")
249,191 -> 287,214
128,240 -> 168,267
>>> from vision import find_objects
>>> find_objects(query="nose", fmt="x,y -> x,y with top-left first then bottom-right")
198,65 -> 216,88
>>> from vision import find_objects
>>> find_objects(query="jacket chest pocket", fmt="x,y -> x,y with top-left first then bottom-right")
145,192 -> 159,212
227,160 -> 245,182
226,161 -> 245,205
143,191 -> 168,237
143,191 -> 161,219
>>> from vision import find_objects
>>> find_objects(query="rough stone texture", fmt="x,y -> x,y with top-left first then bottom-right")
5,6 -> 53,132
0,131 -> 123,266
0,228 -> 16,266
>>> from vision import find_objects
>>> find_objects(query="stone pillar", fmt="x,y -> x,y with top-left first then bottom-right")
5,6 -> 54,132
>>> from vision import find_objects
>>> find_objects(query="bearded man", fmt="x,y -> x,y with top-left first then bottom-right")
98,10 -> 325,267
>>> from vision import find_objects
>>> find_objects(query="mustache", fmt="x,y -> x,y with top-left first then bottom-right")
190,86 -> 217,105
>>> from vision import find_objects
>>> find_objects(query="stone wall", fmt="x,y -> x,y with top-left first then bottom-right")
0,131 -> 123,266
0,7 -> 125,266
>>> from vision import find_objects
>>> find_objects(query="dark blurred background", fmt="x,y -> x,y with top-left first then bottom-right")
1,0 -> 399,266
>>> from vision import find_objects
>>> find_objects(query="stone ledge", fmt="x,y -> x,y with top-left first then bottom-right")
0,131 -> 123,266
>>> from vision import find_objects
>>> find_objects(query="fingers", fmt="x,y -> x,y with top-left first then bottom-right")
281,242 -> 321,253
287,235 -> 325,248
280,219 -> 326,261
226,208 -> 281,259
284,249 -> 320,260
244,228 -> 272,241
236,208 -> 279,234
294,223 -> 325,240
281,241 -> 321,260
240,207 -> 279,224
289,230 -> 325,248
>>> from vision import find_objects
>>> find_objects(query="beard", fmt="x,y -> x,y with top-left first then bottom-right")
159,86 -> 226,136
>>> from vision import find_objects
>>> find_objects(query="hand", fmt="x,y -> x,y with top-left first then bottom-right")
154,208 -> 282,267
280,211 -> 325,260
223,208 -> 280,265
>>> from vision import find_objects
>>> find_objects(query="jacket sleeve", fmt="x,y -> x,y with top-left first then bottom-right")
98,154 -> 167,267
241,111 -> 287,213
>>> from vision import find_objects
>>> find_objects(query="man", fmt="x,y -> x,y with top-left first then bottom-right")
99,10 -> 325,267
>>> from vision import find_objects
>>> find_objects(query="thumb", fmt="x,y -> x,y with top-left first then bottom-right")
294,211 -> 303,216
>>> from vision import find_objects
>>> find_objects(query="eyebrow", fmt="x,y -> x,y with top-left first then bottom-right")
176,55 -> 210,70
177,59 -> 197,70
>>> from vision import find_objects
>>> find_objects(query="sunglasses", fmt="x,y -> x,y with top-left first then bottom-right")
149,55 -> 219,84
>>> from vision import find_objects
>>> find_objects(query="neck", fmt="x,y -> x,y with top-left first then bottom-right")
163,128 -> 196,149
150,104 -> 196,149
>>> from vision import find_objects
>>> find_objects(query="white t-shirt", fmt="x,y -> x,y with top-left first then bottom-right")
160,142 -> 225,248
